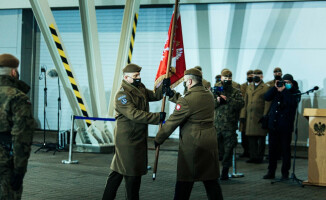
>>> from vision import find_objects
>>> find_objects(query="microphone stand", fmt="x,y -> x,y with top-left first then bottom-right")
35,69 -> 56,153
53,77 -> 61,155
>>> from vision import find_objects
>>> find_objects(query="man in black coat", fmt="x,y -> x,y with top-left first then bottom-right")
263,74 -> 300,179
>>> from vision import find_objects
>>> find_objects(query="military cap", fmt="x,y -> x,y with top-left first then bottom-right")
0,54 -> 19,68
273,67 -> 282,73
122,63 -> 142,73
194,66 -> 202,71
283,74 -> 293,82
221,69 -> 232,77
247,70 -> 254,75
221,68 -> 230,74
184,68 -> 202,78
253,69 -> 263,75
215,74 -> 221,79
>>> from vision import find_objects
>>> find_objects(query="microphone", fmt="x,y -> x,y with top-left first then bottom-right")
39,65 -> 46,80
47,68 -> 58,78
307,86 -> 319,93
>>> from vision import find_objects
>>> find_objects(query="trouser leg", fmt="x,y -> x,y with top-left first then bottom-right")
217,133 -> 224,161
281,132 -> 292,177
221,131 -> 237,168
102,171 -> 123,200
248,136 -> 257,160
174,181 -> 194,200
257,136 -> 266,161
241,132 -> 249,155
268,131 -> 279,173
124,175 -> 141,200
203,179 -> 224,200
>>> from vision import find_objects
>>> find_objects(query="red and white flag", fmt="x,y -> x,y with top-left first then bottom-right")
154,10 -> 186,89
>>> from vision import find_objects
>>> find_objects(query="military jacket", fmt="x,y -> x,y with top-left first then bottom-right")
0,75 -> 35,175
110,80 -> 163,176
155,85 -> 220,181
239,82 -> 252,132
266,80 -> 276,88
240,81 -> 271,136
214,80 -> 240,90
214,83 -> 244,132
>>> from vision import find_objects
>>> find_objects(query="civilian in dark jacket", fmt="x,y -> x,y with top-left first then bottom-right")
262,74 -> 300,179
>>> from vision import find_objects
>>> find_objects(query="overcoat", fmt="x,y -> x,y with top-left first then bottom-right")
155,85 -> 220,181
240,82 -> 271,136
110,80 -> 162,176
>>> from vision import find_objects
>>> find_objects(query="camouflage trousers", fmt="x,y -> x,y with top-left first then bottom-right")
217,131 -> 238,168
0,146 -> 22,200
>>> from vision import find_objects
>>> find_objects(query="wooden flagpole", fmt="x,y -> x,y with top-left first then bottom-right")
153,0 -> 179,181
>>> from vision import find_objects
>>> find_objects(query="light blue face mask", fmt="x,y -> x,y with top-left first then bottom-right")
285,83 -> 292,90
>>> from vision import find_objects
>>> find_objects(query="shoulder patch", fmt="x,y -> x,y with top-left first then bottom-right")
120,98 -> 127,104
176,104 -> 181,111
117,95 -> 126,100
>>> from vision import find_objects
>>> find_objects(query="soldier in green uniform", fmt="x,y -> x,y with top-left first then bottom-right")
102,63 -> 166,200
240,69 -> 271,163
0,54 -> 35,200
266,67 -> 282,88
184,66 -> 211,94
217,68 -> 240,90
239,70 -> 254,158
155,68 -> 223,200
214,70 -> 244,180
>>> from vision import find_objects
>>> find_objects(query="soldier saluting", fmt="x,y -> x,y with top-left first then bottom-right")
154,68 -> 223,200
0,54 -> 36,199
102,63 -> 166,200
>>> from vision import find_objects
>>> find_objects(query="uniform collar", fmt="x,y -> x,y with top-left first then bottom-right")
122,79 -> 146,98
0,75 -> 30,94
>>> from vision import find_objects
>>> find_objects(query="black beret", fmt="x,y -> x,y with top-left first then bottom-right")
184,68 -> 202,78
283,74 -> 293,82
0,54 -> 19,68
253,69 -> 263,75
122,63 -> 142,73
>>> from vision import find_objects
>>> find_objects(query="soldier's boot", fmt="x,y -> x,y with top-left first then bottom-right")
263,171 -> 275,179
220,167 -> 229,180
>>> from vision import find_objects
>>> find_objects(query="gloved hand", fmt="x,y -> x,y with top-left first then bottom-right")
162,78 -> 175,98
160,112 -> 166,123
154,140 -> 160,149
10,172 -> 24,191
219,97 -> 226,105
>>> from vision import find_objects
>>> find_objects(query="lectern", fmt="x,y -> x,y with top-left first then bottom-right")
303,108 -> 326,186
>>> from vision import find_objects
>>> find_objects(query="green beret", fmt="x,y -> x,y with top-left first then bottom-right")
273,67 -> 282,73
122,63 -> 142,73
247,70 -> 254,75
253,69 -> 263,75
194,66 -> 202,71
0,54 -> 19,68
184,68 -> 202,78
221,69 -> 232,77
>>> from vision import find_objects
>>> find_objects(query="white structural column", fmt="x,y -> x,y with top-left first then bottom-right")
78,0 -> 107,118
108,0 -> 141,117
29,0 -> 92,144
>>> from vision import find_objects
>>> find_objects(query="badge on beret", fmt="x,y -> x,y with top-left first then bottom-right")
176,104 -> 181,111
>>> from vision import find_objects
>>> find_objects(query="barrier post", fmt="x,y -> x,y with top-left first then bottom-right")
231,146 -> 244,178
62,115 -> 79,164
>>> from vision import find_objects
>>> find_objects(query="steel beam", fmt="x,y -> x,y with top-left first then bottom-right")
29,0 -> 92,144
108,0 -> 141,117
78,0 -> 107,118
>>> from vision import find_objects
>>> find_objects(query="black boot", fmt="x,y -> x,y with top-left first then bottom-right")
263,171 -> 275,179
220,167 -> 229,180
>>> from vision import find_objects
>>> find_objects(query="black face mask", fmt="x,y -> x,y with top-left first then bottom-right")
223,80 -> 232,86
132,78 -> 141,87
274,75 -> 281,80
247,77 -> 253,83
253,76 -> 261,83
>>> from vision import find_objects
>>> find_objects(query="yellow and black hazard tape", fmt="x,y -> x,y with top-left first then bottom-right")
128,13 -> 138,64
49,24 -> 92,127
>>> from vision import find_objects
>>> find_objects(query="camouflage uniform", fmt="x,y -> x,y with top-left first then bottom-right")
0,75 -> 35,200
214,82 -> 244,168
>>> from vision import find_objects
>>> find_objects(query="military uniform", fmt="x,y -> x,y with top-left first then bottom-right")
239,81 -> 251,157
240,81 -> 271,163
103,64 -> 163,200
0,75 -> 35,200
155,68 -> 223,200
214,80 -> 240,90
214,80 -> 244,179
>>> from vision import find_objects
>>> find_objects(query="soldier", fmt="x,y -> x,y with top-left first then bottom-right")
239,70 -> 254,158
219,68 -> 240,90
266,67 -> 282,87
240,69 -> 271,164
0,53 -> 35,199
215,75 -> 221,84
214,69 -> 244,180
102,63 -> 166,200
154,68 -> 223,200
